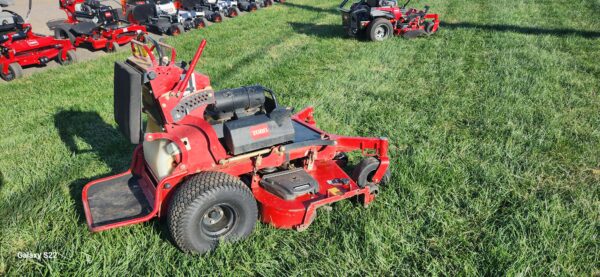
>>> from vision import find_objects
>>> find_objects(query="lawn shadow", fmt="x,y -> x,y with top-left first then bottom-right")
288,22 -> 348,39
54,109 -> 134,224
282,2 -> 339,15
441,21 -> 600,39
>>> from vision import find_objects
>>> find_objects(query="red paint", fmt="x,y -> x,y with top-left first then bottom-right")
0,21 -> 76,76
59,0 -> 147,51
82,40 -> 391,233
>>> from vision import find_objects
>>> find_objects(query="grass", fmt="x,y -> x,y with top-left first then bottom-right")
1,0 -> 599,275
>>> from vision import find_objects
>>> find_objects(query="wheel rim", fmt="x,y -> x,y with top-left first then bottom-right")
199,204 -> 236,238
375,25 -> 388,40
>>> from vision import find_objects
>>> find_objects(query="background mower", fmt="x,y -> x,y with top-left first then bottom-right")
81,38 -> 391,254
56,0 -> 147,52
338,0 -> 439,41
0,0 -> 77,81
178,0 -> 240,22
125,0 -> 204,35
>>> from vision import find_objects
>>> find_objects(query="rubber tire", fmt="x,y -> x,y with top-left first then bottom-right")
424,21 -> 436,34
367,18 -> 393,42
234,7 -> 242,16
0,63 -> 23,81
201,18 -> 210,28
169,24 -> 185,36
106,41 -> 119,53
58,49 -> 78,65
351,157 -> 391,188
167,172 -> 258,254
54,27 -> 76,45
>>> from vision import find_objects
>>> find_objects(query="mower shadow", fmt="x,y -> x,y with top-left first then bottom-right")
441,21 -> 600,39
288,22 -> 349,39
54,109 -> 134,224
282,2 -> 339,15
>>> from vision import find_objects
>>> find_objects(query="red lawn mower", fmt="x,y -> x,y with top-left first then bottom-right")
82,37 -> 391,254
338,0 -> 439,41
0,0 -> 76,81
55,0 -> 147,52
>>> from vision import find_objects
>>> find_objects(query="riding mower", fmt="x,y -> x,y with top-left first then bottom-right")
338,0 -> 439,41
237,0 -> 274,11
81,38 -> 391,254
55,0 -> 146,52
178,0 -> 239,22
0,0 -> 77,81
124,0 -> 205,35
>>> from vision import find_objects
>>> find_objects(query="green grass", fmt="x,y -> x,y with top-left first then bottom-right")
1,0 -> 599,275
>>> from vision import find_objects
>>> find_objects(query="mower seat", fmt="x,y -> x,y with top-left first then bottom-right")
365,0 -> 379,7
72,21 -> 98,35
180,0 -> 202,9
132,4 -> 156,24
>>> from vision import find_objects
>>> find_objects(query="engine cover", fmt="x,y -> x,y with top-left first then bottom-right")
223,109 -> 295,155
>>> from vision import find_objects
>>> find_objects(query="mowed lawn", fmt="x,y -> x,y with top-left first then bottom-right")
1,0 -> 599,275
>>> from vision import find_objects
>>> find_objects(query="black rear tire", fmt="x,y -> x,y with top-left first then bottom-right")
1,63 -> 23,81
167,172 -> 258,254
367,18 -> 393,42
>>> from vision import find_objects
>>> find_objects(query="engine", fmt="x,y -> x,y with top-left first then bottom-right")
205,85 -> 296,155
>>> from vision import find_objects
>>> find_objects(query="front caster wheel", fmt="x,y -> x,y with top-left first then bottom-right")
167,172 -> 258,254
58,49 -> 78,65
105,41 -> 119,52
0,62 -> 23,81
352,157 -> 391,188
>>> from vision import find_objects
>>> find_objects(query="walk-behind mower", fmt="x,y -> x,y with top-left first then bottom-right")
125,0 -> 205,35
81,38 -> 391,254
0,0 -> 77,81
338,0 -> 439,41
55,0 -> 146,52
179,0 -> 240,22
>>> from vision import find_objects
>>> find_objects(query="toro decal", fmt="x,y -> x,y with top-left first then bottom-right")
250,124 -> 270,140
27,40 -> 39,46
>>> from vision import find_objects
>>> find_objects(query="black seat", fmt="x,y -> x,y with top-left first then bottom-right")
132,4 -> 156,24
365,0 -> 379,7
180,0 -> 202,9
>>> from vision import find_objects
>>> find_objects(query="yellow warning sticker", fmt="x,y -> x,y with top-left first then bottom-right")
327,187 -> 342,196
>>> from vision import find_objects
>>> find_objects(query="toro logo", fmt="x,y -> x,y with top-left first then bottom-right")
250,124 -> 270,140
26,40 -> 39,46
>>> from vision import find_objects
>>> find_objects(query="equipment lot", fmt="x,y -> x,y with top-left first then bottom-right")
0,0 -> 599,275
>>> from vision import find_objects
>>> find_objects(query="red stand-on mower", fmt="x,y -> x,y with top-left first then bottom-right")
338,0 -> 439,41
55,0 -> 147,52
0,0 -> 77,81
81,38 -> 391,254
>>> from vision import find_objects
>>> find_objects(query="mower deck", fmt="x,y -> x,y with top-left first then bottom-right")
83,171 -> 154,230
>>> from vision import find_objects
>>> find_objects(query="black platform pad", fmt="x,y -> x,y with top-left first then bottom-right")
87,173 -> 152,228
